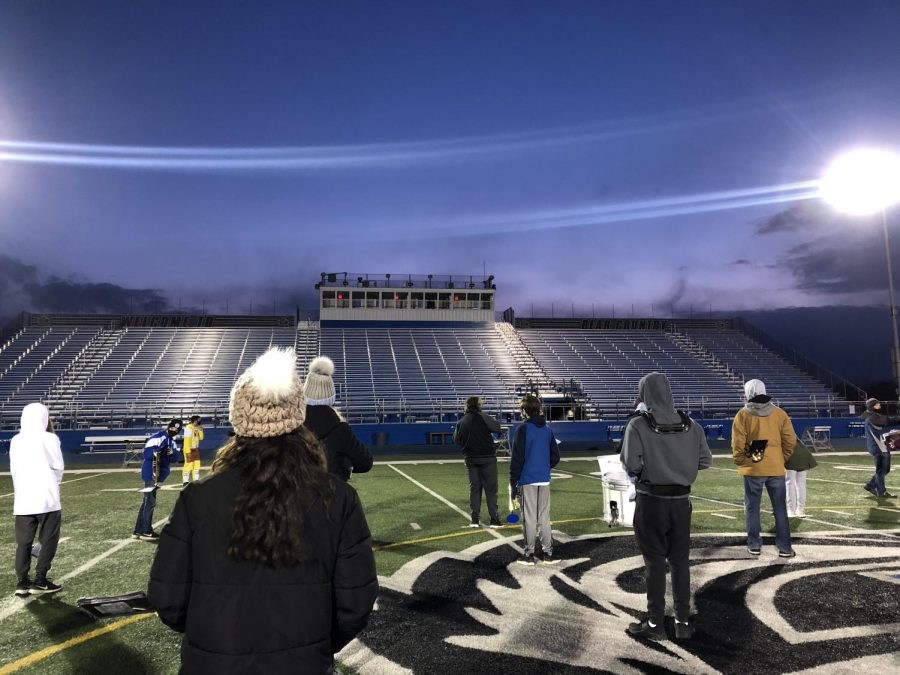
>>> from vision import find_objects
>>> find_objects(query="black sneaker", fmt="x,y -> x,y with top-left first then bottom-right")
864,485 -> 878,497
489,519 -> 502,529
134,531 -> 160,541
14,581 -> 30,597
778,549 -> 796,558
517,553 -> 536,566
540,551 -> 560,565
30,579 -> 62,595
748,548 -> 761,556
879,491 -> 897,499
674,622 -> 694,640
627,620 -> 665,640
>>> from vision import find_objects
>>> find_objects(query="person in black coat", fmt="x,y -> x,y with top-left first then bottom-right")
148,348 -> 378,674
303,355 -> 373,481
453,396 -> 502,527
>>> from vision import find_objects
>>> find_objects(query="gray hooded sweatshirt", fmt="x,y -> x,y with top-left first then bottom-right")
621,372 -> 712,497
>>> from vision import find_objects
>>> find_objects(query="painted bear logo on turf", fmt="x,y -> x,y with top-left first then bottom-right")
342,532 -> 900,673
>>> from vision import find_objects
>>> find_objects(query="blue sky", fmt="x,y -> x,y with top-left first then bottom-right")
0,1 -> 899,318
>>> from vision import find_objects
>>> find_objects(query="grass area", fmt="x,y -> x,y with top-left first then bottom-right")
0,451 -> 896,673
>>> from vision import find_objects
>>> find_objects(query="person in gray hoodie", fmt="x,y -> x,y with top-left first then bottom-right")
860,398 -> 899,498
621,373 -> 712,641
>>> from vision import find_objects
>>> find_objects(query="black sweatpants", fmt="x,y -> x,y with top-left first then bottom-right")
15,510 -> 62,584
633,493 -> 692,624
466,457 -> 499,524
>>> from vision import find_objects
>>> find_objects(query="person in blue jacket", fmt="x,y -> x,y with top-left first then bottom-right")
509,394 -> 560,565
133,419 -> 183,540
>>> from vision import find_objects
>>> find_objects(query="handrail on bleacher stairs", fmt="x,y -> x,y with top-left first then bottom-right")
733,318 -> 867,402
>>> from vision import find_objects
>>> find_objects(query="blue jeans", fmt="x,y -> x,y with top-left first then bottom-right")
864,451 -> 891,496
134,480 -> 158,534
743,475 -> 792,553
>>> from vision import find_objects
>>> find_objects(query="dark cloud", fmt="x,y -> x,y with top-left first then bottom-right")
732,259 -> 752,266
756,201 -> 838,235
0,255 -> 173,316
779,227 -> 890,295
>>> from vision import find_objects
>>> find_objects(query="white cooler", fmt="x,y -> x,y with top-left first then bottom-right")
597,455 -> 636,527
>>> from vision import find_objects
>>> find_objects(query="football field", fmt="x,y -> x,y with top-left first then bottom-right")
0,452 -> 898,673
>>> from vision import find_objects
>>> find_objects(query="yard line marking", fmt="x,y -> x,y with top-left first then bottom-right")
0,473 -> 105,499
0,612 -> 154,674
386,464 -> 509,543
710,513 -> 737,520
0,514 -> 170,624
409,522 -> 422,531
824,510 -> 853,516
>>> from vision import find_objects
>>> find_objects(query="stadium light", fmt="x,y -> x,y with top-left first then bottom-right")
820,148 -> 900,398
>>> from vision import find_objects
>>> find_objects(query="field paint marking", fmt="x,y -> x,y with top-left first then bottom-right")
705,464 -> 873,488
823,509 -> 853,516
710,513 -> 737,520
0,514 -> 170,624
0,612 -> 154,674
409,522 -> 421,531
386,464 -> 509,544
0,473 -> 106,499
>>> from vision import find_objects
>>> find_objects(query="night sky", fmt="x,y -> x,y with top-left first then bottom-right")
1,1 -> 899,380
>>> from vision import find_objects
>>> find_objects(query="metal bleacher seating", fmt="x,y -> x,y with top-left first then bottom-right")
319,324 -> 521,421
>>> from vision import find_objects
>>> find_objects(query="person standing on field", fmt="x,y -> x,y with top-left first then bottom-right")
454,396 -> 502,528
182,415 -> 204,486
11,403 -> 64,597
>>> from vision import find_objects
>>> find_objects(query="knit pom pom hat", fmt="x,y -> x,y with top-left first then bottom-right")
229,347 -> 305,437
305,356 -> 337,406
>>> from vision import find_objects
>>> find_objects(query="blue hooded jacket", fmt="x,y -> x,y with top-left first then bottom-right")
510,415 -> 560,488
141,429 -> 181,483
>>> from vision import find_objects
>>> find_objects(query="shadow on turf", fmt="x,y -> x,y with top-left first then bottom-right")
27,597 -> 150,671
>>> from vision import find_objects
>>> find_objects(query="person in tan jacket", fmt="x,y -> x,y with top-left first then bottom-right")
732,379 -> 797,558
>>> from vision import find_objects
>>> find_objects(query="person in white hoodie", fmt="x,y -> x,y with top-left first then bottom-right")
10,402 -> 64,597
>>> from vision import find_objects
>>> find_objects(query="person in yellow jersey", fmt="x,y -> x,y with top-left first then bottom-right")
182,415 -> 204,485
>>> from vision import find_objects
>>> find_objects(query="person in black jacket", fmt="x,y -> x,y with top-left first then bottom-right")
861,397 -> 899,498
453,396 -> 502,527
304,356 -> 373,481
148,347 -> 378,674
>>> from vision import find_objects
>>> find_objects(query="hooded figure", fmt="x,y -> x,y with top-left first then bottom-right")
620,373 -> 711,641
10,402 -> 64,596
731,378 -> 798,558
860,398 -> 899,498
148,347 -> 378,674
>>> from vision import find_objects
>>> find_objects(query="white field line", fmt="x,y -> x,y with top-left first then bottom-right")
823,510 -> 854,516
710,513 -> 737,520
0,473 -> 106,499
0,514 -> 170,623
386,464 -> 510,544
706,464 -> 867,488
409,523 -> 422,531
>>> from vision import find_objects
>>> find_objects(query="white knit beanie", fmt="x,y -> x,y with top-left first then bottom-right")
229,347 -> 306,437
305,356 -> 337,406
744,379 -> 767,401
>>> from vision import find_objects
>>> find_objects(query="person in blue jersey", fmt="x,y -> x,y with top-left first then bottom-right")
509,394 -> 560,565
133,419 -> 183,541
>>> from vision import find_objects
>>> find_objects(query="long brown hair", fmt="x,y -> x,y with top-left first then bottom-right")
212,426 -> 332,566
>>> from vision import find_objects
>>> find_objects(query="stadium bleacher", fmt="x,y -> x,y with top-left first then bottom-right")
0,313 -> 855,429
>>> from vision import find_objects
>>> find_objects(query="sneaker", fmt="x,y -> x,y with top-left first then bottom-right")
30,579 -> 61,595
134,531 -> 160,541
879,491 -> 897,499
748,548 -> 761,556
539,551 -> 560,565
864,485 -> 878,497
674,622 -> 694,640
489,519 -> 502,529
517,553 -> 536,566
467,522 -> 480,529
14,581 -> 30,597
795,510 -> 808,518
627,619 -> 665,640
778,549 -> 796,558
787,511 -> 797,518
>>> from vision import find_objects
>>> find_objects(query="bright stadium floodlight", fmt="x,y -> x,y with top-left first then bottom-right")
819,148 -> 900,216
821,147 -> 900,399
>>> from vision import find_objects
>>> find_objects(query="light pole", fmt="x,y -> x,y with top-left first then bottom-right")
820,148 -> 900,398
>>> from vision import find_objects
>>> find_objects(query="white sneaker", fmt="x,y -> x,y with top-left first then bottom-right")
796,510 -> 808,518
787,511 -> 797,518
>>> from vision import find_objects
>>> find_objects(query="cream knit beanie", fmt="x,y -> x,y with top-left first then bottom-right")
305,356 -> 337,406
229,347 -> 305,437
